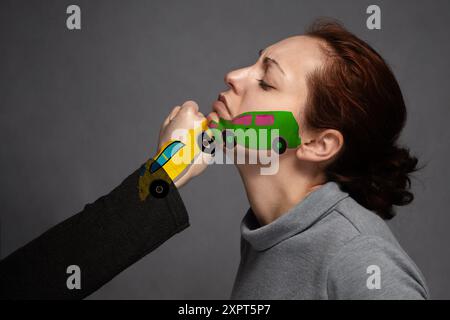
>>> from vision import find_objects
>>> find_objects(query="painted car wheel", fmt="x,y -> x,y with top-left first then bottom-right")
150,179 -> 170,198
272,137 -> 287,154
197,131 -> 216,156
222,130 -> 236,149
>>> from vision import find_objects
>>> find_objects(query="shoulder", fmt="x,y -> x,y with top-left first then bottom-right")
325,232 -> 429,299
332,196 -> 398,241
309,196 -> 400,258
320,196 -> 429,299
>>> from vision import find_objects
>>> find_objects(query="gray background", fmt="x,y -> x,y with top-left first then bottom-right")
1,0 -> 449,299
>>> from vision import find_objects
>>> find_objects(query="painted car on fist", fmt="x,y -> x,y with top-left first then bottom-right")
138,119 -> 214,201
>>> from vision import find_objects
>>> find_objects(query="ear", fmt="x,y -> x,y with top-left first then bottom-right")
296,129 -> 344,163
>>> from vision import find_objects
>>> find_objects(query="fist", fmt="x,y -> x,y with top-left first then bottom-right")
157,100 -> 212,188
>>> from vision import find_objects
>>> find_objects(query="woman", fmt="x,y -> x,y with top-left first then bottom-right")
206,19 -> 429,299
1,19 -> 428,300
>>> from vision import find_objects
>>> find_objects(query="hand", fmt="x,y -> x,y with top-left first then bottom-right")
157,100 -> 212,188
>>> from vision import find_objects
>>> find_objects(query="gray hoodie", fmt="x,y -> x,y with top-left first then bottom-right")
231,181 -> 429,300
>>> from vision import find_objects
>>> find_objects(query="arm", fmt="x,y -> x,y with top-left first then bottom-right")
0,162 -> 187,300
0,101 -> 211,300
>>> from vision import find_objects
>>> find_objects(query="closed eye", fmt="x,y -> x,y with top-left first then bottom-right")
257,79 -> 275,91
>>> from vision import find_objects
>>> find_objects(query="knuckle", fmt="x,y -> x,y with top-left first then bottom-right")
182,100 -> 199,112
183,100 -> 198,106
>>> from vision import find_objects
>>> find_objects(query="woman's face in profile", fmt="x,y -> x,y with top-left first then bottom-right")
213,35 -> 326,132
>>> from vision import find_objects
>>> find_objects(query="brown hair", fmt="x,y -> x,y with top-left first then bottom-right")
304,19 -> 420,219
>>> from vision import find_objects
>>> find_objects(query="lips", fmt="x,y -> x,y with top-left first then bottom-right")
218,94 -> 227,106
212,94 -> 233,120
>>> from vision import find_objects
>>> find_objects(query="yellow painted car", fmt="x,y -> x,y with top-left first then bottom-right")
138,120 -> 214,201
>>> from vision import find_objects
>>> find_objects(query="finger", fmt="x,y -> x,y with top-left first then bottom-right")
196,111 -> 206,119
162,105 -> 181,129
162,115 -> 171,130
207,111 -> 220,123
169,106 -> 181,121
179,100 -> 199,114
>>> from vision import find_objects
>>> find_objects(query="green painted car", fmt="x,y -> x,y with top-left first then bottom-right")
209,111 -> 301,154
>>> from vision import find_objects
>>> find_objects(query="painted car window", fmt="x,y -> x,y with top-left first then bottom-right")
150,141 -> 185,173
255,114 -> 274,126
166,141 -> 185,157
231,114 -> 252,125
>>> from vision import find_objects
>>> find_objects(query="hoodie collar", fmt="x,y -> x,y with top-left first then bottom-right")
241,181 -> 349,251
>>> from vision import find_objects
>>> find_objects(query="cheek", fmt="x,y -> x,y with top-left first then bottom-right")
238,92 -> 275,113
240,91 -> 302,114
285,85 -> 308,123
297,104 -> 313,137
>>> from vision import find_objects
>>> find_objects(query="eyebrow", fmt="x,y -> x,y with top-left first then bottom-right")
258,48 -> 286,76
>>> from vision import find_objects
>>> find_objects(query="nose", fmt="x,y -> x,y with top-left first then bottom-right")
224,67 -> 249,95
224,71 -> 237,94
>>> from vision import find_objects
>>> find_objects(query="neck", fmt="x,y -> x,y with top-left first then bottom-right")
237,151 -> 326,226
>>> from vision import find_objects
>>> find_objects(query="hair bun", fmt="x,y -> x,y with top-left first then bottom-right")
357,145 -> 420,219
